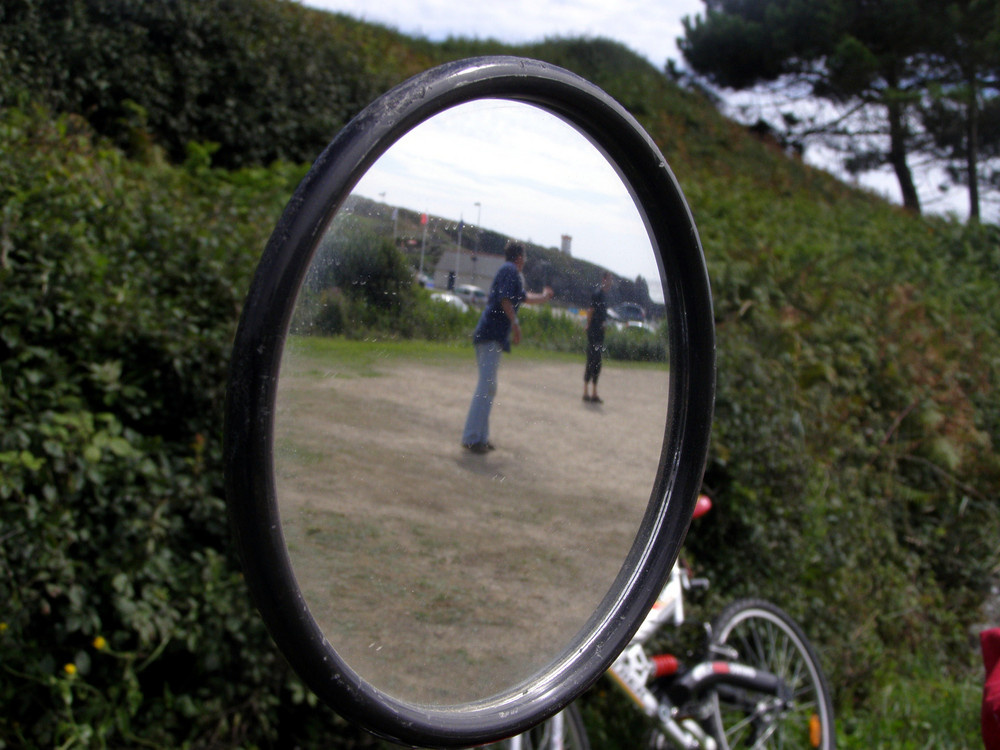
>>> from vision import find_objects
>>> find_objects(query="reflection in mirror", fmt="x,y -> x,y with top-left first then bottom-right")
273,101 -> 670,705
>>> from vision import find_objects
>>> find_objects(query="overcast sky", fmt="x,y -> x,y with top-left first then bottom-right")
300,0 -> 705,70
351,99 -> 661,299
296,1 -> 716,302
301,0 -> 975,221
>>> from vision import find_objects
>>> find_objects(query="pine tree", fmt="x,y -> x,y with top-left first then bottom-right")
680,0 -> 941,214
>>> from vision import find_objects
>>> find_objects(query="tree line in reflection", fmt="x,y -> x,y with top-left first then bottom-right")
293,196 -> 667,363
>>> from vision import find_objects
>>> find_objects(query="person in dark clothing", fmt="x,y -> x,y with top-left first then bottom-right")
461,241 -> 554,453
583,271 -> 613,403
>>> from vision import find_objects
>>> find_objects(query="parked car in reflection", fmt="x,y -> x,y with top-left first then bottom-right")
608,302 -> 650,330
430,291 -> 469,312
454,284 -> 488,307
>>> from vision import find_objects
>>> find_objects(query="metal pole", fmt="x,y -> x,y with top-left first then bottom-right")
474,202 -> 482,250
419,211 -> 428,278
454,214 -> 463,283
473,202 -> 481,285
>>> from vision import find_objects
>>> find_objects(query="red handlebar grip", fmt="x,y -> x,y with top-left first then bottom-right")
652,654 -> 680,677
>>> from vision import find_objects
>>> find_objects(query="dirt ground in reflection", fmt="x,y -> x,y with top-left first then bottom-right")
274,343 -> 669,706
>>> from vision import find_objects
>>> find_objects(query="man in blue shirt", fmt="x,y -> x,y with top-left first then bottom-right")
461,241 -> 554,454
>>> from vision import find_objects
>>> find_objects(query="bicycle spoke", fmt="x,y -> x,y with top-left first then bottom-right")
719,705 -> 758,746
708,601 -> 834,750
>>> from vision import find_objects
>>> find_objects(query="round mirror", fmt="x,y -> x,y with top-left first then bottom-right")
225,57 -> 714,747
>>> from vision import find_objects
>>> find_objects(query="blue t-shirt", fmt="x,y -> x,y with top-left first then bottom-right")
472,261 -> 526,352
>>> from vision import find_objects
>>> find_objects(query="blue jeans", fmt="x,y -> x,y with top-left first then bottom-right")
462,341 -> 503,445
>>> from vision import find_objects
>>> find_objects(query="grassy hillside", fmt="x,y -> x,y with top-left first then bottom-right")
397,18 -> 1000,718
2,1 -> 997,747
497,33 -> 1000,748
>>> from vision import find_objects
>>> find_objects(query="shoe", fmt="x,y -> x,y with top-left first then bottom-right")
583,394 -> 592,402
591,395 -> 604,404
462,442 -> 490,454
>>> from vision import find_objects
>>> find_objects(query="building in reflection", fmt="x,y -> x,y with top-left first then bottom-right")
433,248 -> 504,295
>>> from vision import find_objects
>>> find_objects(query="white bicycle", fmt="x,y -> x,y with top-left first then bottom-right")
504,495 -> 835,750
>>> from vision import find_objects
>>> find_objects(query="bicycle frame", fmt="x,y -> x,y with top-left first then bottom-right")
505,496 -> 834,750
604,498 -> 790,750
607,556 -> 717,749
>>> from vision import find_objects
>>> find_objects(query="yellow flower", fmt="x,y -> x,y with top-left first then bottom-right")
92,636 -> 107,651
64,663 -> 77,676
0,622 -> 8,633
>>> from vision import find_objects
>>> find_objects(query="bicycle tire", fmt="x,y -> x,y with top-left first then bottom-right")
500,704 -> 591,750
706,598 -> 835,749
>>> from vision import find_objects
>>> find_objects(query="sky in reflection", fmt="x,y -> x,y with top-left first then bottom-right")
353,99 -> 665,302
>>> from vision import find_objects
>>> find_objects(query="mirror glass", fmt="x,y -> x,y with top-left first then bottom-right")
272,100 -> 670,705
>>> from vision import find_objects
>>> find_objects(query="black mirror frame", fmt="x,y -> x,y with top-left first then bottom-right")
224,56 -> 715,747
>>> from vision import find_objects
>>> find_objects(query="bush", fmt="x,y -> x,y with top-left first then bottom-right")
0,0 -> 425,168
518,306 -> 585,354
687,187 -> 1000,704
295,223 -> 483,341
0,105 -> 384,748
3,7 -> 1000,742
604,325 -> 668,363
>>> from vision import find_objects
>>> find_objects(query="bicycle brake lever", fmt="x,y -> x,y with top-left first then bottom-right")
707,642 -> 739,660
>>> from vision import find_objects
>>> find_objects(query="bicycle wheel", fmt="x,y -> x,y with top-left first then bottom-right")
707,599 -> 835,749
502,704 -> 591,750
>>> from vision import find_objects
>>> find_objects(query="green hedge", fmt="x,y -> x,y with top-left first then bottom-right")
0,105 -> 383,748
684,178 -> 1000,705
3,5 -> 1000,743
0,0 -> 423,168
